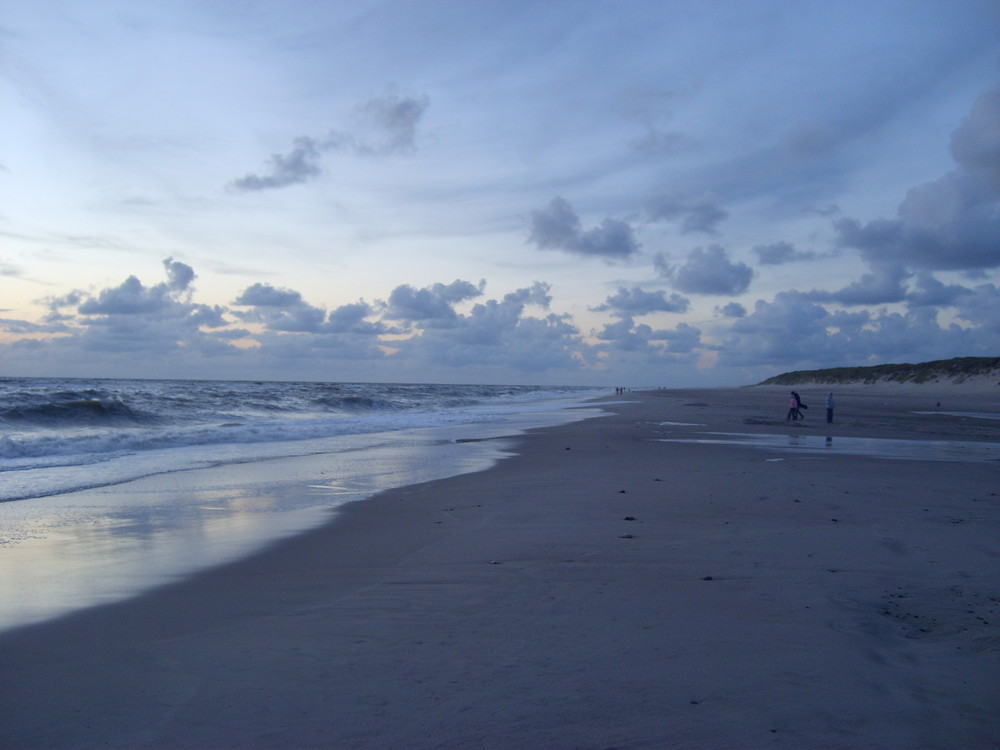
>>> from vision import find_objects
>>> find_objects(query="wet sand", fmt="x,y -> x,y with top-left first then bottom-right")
1,386 -> 998,749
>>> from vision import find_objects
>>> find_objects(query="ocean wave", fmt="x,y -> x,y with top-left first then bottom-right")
311,395 -> 403,411
0,412 -> 414,462
0,379 -> 602,501
0,396 -> 158,427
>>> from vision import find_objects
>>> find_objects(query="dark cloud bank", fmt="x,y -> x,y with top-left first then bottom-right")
3,241 -> 997,384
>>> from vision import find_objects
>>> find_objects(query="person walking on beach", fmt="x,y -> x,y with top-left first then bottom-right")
786,392 -> 799,421
792,391 -> 806,420
826,392 -> 835,423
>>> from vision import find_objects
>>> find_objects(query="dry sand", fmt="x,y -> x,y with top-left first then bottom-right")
1,386 -> 998,749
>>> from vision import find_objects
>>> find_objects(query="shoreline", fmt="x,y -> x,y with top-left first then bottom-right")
1,388 -> 998,748
0,397 -> 606,634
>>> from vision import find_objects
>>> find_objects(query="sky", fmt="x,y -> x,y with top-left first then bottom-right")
2,0 -> 999,387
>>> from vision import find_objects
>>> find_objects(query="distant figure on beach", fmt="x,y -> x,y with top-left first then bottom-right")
786,392 -> 800,421
826,392 -> 835,423
792,391 -> 806,420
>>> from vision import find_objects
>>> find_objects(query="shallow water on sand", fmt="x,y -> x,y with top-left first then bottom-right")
913,411 -> 1000,420
0,405 -> 604,633
656,432 -> 1000,463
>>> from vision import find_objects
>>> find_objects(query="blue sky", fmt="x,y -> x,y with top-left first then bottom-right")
2,0 -> 999,385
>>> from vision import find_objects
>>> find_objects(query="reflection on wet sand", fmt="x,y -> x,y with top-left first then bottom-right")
913,411 -> 1000,420
656,432 -> 999,463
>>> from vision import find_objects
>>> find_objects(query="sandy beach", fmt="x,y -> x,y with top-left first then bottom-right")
1,386 -> 998,749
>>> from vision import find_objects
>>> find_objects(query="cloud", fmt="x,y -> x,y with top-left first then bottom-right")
717,291 -> 859,366
0,318 -> 69,334
4,249 -> 997,384
595,317 -> 651,352
717,289 -> 1000,370
802,263 -> 910,306
39,291 -> 84,322
243,328 -> 388,368
229,136 -> 324,192
595,317 -> 702,355
953,283 -> 1000,333
234,283 -> 386,335
527,197 -> 640,260
259,304 -> 327,334
355,91 -> 430,156
229,91 -> 430,192
71,314 -> 212,354
76,276 -> 168,315
624,85 -> 699,158
384,284 -> 586,375
834,83 -> 1000,272
835,170 -> 1000,271
24,259 -> 231,358
231,282 -> 325,332
1,260 -> 24,277
650,321 -> 702,353
751,241 -> 817,266
500,281 -> 552,309
233,283 -> 305,308
74,258 -> 197,316
905,271 -> 971,308
20,269 -> 576,379
717,302 -> 747,318
163,257 -> 196,291
592,286 -> 690,316
451,285 -> 553,346
325,301 -> 386,335
385,280 -> 485,325
950,83 -> 1000,187
659,244 -> 753,296
187,304 -> 227,328
646,187 -> 728,234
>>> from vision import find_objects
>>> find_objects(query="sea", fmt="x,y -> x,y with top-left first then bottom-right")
0,378 -> 605,632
